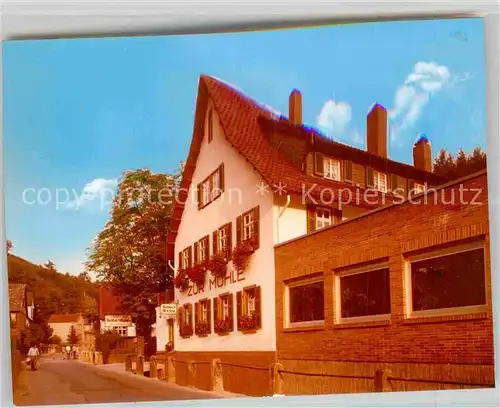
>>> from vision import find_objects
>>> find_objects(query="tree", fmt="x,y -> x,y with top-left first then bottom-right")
433,146 -> 487,180
6,240 -> 13,253
85,167 -> 182,338
67,325 -> 80,345
50,335 -> 62,345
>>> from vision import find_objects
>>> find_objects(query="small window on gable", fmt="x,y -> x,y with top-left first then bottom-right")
197,164 -> 225,209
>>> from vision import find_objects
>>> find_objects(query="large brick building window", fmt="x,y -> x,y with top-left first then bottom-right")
285,275 -> 324,328
406,241 -> 487,317
336,263 -> 391,323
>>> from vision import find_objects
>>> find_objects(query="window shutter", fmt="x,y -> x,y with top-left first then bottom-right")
391,174 -> 398,191
194,302 -> 199,326
197,183 -> 202,209
219,164 -> 225,193
178,251 -> 182,271
207,300 -> 212,332
228,294 -> 234,331
178,306 -> 184,334
307,206 -> 316,233
193,242 -> 199,265
252,206 -> 260,249
213,298 -> 219,329
188,304 -> 193,329
188,246 -> 193,268
255,286 -> 262,329
236,291 -> 242,330
408,180 -> 415,196
344,161 -> 353,183
212,230 -> 218,255
236,215 -> 242,243
226,222 -> 233,257
203,236 -> 209,261
366,166 -> 374,188
314,152 -> 325,176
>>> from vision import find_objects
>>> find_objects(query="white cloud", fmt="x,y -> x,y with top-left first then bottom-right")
63,178 -> 117,211
316,99 -> 352,136
389,62 -> 473,143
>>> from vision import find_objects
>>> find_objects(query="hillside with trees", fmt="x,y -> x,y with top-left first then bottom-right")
7,250 -> 98,350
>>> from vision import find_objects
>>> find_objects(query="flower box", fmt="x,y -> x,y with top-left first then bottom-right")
214,317 -> 233,334
232,239 -> 257,273
180,324 -> 193,337
208,252 -> 229,279
174,270 -> 189,292
238,313 -> 259,331
195,320 -> 210,336
186,263 -> 208,286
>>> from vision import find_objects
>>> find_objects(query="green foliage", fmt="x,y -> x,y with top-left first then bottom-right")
95,331 -> 122,364
67,325 -> 80,345
85,167 -> 182,337
17,323 -> 51,354
50,335 -> 62,345
434,147 -> 487,179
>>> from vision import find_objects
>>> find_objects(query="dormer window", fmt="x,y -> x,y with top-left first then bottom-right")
197,164 -> 224,209
324,158 -> 341,181
373,171 -> 387,193
207,107 -> 214,143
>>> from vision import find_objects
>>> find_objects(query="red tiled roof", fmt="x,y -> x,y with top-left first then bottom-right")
48,314 -> 82,323
99,285 -> 126,319
165,75 -> 443,260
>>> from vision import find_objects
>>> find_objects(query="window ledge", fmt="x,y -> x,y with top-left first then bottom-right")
330,320 -> 391,330
239,328 -> 259,334
180,334 -> 193,339
195,333 -> 210,337
282,324 -> 325,333
215,331 -> 231,336
403,312 -> 489,325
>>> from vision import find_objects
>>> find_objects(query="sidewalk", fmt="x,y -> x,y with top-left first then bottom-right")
87,361 -> 244,399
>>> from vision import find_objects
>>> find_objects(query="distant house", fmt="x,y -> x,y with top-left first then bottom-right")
48,313 -> 85,345
98,285 -> 136,337
9,283 -> 34,335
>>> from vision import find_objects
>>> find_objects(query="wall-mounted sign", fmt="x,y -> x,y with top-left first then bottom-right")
160,303 -> 177,318
105,315 -> 132,323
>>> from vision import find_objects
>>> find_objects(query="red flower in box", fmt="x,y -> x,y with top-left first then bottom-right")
195,320 -> 210,336
238,313 -> 258,331
232,239 -> 256,273
214,317 -> 233,333
174,270 -> 189,292
208,252 -> 229,279
180,323 -> 193,337
186,262 -> 208,286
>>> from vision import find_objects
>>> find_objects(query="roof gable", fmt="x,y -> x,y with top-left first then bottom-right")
48,314 -> 82,324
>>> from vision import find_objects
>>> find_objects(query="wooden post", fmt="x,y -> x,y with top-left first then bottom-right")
374,368 -> 392,392
150,356 -> 158,379
125,355 -> 132,372
271,363 -> 284,395
167,356 -> 175,383
211,358 -> 224,392
136,355 -> 144,376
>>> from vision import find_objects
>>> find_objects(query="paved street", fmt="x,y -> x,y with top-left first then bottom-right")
14,356 -> 230,405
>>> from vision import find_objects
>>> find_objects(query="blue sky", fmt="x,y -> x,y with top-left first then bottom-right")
3,18 -> 486,276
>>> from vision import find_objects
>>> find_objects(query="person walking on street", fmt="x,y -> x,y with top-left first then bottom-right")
27,344 -> 40,371
65,345 -> 71,360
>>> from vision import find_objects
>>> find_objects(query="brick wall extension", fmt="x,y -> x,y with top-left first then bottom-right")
275,173 -> 494,377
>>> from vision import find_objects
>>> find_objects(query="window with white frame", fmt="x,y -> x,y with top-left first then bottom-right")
198,165 -> 224,209
243,211 -> 254,241
336,263 -> 391,323
112,326 -> 127,336
406,241 -> 486,317
202,181 -> 211,206
219,226 -> 228,253
286,276 -> 324,327
413,183 -> 425,194
324,158 -> 341,181
181,248 -> 190,270
222,296 -> 230,319
201,301 -> 208,321
212,170 -> 220,199
373,171 -> 388,193
316,207 -> 332,230
198,237 -> 208,263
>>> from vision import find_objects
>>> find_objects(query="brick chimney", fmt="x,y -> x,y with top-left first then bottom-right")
289,89 -> 302,125
413,133 -> 433,172
367,103 -> 388,158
